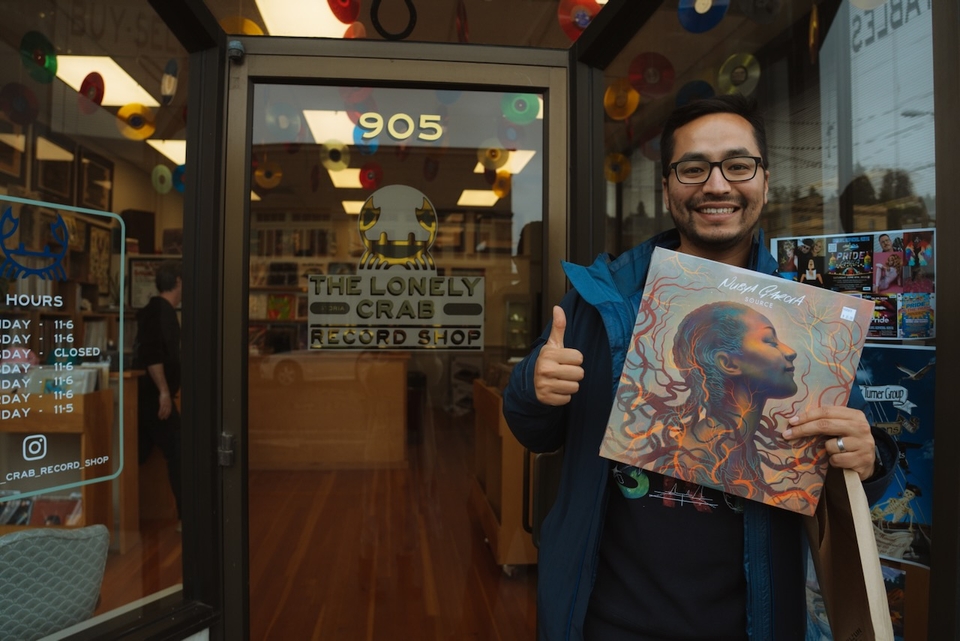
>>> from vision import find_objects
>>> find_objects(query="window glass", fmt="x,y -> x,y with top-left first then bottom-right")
0,0 -> 188,635
203,0 -> 609,47
601,2 -> 935,637
245,82 -> 543,637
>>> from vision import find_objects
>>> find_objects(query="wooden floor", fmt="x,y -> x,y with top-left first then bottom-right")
96,408 -> 538,639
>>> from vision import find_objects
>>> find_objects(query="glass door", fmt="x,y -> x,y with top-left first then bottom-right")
221,42 -> 568,639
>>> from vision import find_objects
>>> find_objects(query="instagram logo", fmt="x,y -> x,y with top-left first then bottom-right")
22,435 -> 47,461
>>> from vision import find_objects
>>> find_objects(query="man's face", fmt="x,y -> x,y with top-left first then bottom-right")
662,112 -> 768,259
729,310 -> 798,399
879,235 -> 892,252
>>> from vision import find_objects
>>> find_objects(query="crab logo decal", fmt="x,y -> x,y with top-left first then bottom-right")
358,185 -> 437,270
0,206 -> 68,280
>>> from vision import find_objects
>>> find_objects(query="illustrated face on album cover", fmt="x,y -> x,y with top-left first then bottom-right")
600,248 -> 874,516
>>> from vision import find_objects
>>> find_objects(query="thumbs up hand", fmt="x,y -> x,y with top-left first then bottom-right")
534,306 -> 585,406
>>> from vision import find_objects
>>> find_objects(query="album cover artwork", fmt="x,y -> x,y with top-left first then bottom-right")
600,248 -> 875,516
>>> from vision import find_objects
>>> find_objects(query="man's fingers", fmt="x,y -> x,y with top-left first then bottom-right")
547,306 -> 567,348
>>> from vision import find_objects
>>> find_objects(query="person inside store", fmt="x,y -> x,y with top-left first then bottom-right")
134,260 -> 183,531
502,94 -> 896,641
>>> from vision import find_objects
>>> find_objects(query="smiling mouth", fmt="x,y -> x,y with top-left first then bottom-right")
698,207 -> 737,214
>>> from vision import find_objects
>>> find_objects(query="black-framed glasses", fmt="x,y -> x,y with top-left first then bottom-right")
669,156 -> 763,184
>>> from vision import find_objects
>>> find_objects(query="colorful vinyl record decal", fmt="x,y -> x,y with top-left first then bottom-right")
557,0 -> 601,42
344,21 -> 366,38
116,103 -> 157,140
254,161 -> 283,189
498,118 -> 525,149
78,72 -> 104,115
808,5 -> 820,65
328,0 -> 360,24
501,93 -> 539,125
675,80 -> 715,107
677,0 -> 730,34
0,83 -> 39,126
603,79 -> 641,121
172,164 -> 186,193
477,139 -> 510,170
152,165 -> 173,194
629,52 -> 675,98
718,53 -> 761,96
320,142 -> 350,171
264,103 -> 302,142
20,31 -> 57,83
359,161 -> 383,190
353,125 -> 379,155
739,0 -> 782,24
161,59 -> 179,105
339,86 -> 373,108
492,171 -> 512,198
604,153 -> 631,183
218,16 -> 264,35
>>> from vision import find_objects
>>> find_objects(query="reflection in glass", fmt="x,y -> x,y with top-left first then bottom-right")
0,0 -> 190,632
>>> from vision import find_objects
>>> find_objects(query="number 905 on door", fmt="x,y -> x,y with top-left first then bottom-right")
358,112 -> 443,142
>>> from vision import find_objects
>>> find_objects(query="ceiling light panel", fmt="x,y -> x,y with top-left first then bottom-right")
56,56 -> 160,107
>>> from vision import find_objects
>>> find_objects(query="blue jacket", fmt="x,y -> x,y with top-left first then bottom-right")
502,229 -> 896,641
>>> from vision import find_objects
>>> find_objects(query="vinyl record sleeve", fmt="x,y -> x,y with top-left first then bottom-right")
600,247 -> 874,516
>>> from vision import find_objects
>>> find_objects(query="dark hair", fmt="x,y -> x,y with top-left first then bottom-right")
155,260 -> 182,293
673,301 -> 750,407
660,94 -> 768,177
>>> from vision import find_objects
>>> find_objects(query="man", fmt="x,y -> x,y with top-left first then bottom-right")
503,95 -> 895,640
878,233 -> 893,253
135,260 -> 183,528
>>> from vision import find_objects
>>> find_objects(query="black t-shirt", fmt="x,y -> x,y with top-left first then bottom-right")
584,466 -> 748,641
134,296 -> 181,396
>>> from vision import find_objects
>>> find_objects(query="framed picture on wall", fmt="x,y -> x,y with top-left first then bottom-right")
87,224 -> 112,294
31,123 -> 76,205
77,147 -> 113,211
129,255 -> 182,309
0,113 -> 26,187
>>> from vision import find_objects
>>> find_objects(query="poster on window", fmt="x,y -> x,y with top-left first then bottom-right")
771,229 -> 935,340
857,343 -> 935,568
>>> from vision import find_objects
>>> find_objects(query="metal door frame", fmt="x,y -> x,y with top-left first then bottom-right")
219,38 -> 569,639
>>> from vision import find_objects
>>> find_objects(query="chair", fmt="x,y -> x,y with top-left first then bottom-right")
0,524 -> 109,641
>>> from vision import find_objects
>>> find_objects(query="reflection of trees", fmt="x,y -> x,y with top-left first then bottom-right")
847,174 -> 877,205
839,173 -> 877,233
879,169 -> 915,202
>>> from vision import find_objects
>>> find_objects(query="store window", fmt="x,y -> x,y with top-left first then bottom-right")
0,0 -> 189,636
600,1 -> 934,638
